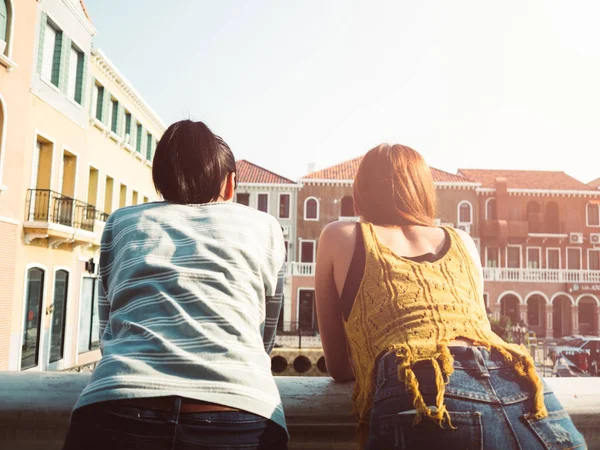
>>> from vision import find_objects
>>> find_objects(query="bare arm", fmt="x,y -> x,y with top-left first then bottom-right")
455,229 -> 485,306
315,223 -> 355,381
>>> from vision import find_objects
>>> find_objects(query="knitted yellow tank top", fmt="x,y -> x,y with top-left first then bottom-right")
343,223 -> 547,444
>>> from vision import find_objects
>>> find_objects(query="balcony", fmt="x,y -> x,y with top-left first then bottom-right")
0,373 -> 598,449
24,189 -> 108,247
287,262 -> 316,276
481,219 -> 530,240
483,268 -> 600,283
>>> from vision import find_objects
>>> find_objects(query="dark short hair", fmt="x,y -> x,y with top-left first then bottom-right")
152,120 -> 236,204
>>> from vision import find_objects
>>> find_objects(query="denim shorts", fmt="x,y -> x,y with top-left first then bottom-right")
366,346 -> 586,450
62,397 -> 288,450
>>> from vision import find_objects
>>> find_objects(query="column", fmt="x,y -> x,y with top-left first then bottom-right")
545,304 -> 553,339
571,305 -> 579,336
596,305 -> 600,337
519,304 -> 528,325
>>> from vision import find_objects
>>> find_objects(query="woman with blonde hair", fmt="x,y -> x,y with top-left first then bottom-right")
315,144 -> 585,449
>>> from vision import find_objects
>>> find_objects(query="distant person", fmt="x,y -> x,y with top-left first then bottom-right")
63,120 -> 288,450
315,144 -> 585,449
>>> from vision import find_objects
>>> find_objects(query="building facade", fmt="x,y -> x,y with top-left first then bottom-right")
0,0 -> 165,371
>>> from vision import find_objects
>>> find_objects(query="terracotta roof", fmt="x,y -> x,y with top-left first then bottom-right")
236,160 -> 296,185
589,177 -> 600,189
457,169 -> 594,191
301,155 -> 471,183
79,0 -> 92,22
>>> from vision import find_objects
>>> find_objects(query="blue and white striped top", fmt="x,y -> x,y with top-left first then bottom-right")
74,201 -> 288,434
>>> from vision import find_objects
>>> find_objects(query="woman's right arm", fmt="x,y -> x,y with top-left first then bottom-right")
315,223 -> 355,381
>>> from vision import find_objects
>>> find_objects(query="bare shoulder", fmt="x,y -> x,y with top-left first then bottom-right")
320,220 -> 358,243
453,228 -> 481,263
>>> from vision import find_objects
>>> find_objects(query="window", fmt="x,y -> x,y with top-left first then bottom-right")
284,241 -> 289,262
588,249 -> 600,271
21,268 -> 45,370
104,176 -> 114,214
567,247 -> 582,270
66,45 -> 84,104
110,99 -> 119,134
587,202 -> 600,227
458,201 -> 472,223
124,112 -> 132,142
135,123 -> 143,153
146,133 -> 153,160
236,193 -> 250,206
304,197 -> 319,221
485,198 -> 497,220
526,247 -> 541,269
78,277 -> 100,353
0,1 -> 10,55
506,246 -> 521,268
257,193 -> 269,213
49,270 -> 69,364
527,296 -> 542,327
94,84 -> 104,121
485,247 -> 499,267
132,190 -> 139,205
547,248 -> 561,269
143,196 -> 149,204
41,21 -> 62,87
340,195 -> 354,217
119,183 -> 127,208
300,240 -> 315,263
279,193 -> 291,218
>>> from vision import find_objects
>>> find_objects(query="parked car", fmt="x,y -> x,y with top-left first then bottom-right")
549,336 -> 600,374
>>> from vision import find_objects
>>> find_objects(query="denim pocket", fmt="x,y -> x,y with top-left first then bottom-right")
524,410 -> 587,450
377,411 -> 483,450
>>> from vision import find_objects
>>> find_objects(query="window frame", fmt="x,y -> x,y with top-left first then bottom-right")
299,239 -> 316,263
19,264 -> 48,371
587,248 -> 600,271
256,192 -> 269,214
66,43 -> 84,105
546,247 -> 562,270
586,202 -> 600,227
48,267 -> 70,366
76,275 -> 101,356
40,18 -> 63,88
278,193 -> 291,219
485,197 -> 497,220
304,196 -> 319,221
526,246 -> 542,269
505,245 -> 522,269
457,200 -> 473,224
484,247 -> 500,268
0,0 -> 15,62
235,192 -> 250,207
566,246 -> 583,270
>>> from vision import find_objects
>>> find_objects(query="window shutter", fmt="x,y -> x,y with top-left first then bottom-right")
51,30 -> 63,86
59,37 -> 71,93
75,52 -> 87,105
88,76 -> 96,116
0,0 -> 8,43
101,88 -> 110,124
130,116 -> 136,148
36,13 -> 48,74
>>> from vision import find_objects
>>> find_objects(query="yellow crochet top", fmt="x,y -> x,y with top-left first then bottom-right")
343,223 -> 547,444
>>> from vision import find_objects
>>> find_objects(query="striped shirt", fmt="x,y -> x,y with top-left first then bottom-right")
74,201 -> 288,434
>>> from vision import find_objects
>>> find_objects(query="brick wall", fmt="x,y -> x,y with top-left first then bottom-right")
0,222 -> 18,370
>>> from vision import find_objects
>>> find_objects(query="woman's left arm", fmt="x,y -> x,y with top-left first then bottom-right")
315,223 -> 355,381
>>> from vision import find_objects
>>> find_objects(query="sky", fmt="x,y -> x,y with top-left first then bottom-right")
85,1 -> 600,183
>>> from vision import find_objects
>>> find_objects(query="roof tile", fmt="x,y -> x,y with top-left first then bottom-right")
458,169 -> 593,191
236,160 -> 295,185
301,155 -> 470,183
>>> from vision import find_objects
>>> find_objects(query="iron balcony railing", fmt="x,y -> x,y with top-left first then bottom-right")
26,189 -> 109,233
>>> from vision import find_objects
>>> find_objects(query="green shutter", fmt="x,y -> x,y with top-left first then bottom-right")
95,85 -> 104,121
101,88 -> 110,124
0,0 -> 8,43
136,123 -> 143,153
117,103 -> 124,136
36,13 -> 48,74
130,115 -> 136,148
59,37 -> 71,93
89,76 -> 96,116
50,30 -> 62,87
146,133 -> 152,160
75,52 -> 86,105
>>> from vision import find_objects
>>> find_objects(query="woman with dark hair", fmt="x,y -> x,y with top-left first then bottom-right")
315,144 -> 585,449
63,120 -> 288,450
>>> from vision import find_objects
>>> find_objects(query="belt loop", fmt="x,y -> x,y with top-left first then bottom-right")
471,347 -> 490,378
167,396 -> 182,425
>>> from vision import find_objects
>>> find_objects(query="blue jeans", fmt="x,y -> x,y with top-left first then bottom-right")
366,346 -> 586,450
62,397 -> 288,450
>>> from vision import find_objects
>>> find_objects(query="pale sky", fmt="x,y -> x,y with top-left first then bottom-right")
86,1 -> 600,183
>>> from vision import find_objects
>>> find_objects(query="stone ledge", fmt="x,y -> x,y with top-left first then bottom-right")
0,373 -> 598,449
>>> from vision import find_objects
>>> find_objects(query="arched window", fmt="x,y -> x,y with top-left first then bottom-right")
587,202 -> 600,227
544,201 -> 560,234
0,0 -> 13,58
21,267 -> 45,370
340,195 -> 354,217
485,198 -> 497,220
458,201 -> 472,223
49,270 -> 69,364
304,197 -> 319,221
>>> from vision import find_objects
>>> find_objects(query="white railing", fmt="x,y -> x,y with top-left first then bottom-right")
483,268 -> 600,283
338,216 -> 360,222
287,262 -> 316,276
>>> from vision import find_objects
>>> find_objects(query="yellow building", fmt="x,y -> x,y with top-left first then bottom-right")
0,0 -> 165,371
